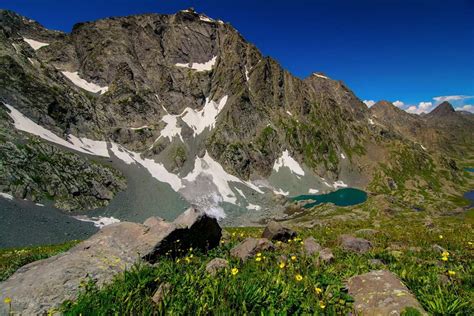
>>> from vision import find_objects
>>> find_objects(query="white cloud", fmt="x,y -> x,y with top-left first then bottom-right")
433,95 -> 474,103
363,100 -> 375,107
393,100 -> 404,107
456,104 -> 474,113
405,101 -> 434,114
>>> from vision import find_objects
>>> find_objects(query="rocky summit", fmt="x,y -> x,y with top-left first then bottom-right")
0,6 -> 473,316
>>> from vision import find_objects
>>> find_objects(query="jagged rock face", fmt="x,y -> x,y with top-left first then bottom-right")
3,8 -> 372,182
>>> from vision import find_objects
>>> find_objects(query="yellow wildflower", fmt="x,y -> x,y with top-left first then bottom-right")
319,301 -> 326,309
468,241 -> 473,245
176,258 -> 181,263
189,254 -> 193,258
291,255 -> 297,261
255,257 -> 262,262
448,270 -> 456,276
279,262 -> 286,269
4,297 -> 11,304
300,241 -> 304,245
185,257 -> 191,263
441,250 -> 449,257
240,233 -> 244,237
231,268 -> 239,276
276,241 -> 282,246
295,274 -> 303,281
315,287 -> 323,294
439,235 -> 443,239
220,240 -> 225,244
232,232 -> 236,237
441,256 -> 448,262
256,252 -> 262,257
189,247 -> 193,252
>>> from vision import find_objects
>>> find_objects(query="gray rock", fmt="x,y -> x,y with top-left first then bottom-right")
205,258 -> 229,276
319,248 -> 334,263
431,244 -> 446,253
261,221 -> 297,242
152,282 -> 171,305
347,270 -> 427,315
230,238 -> 275,261
302,237 -> 322,256
339,234 -> 373,253
368,259 -> 384,266
0,207 -> 220,315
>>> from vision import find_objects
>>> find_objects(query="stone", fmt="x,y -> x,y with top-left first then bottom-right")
339,234 -> 373,253
368,259 -> 384,266
230,238 -> 275,261
0,207 -> 220,315
151,282 -> 171,305
347,270 -> 426,315
302,237 -> 322,256
318,248 -> 334,263
431,244 -> 446,253
261,221 -> 297,242
143,207 -> 222,263
205,258 -> 229,276
143,216 -> 165,227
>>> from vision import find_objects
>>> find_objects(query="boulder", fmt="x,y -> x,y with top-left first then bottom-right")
0,207 -> 221,315
261,221 -> 297,242
339,234 -> 373,253
151,282 -> 171,305
205,258 -> 229,276
319,248 -> 334,263
143,207 -> 222,262
230,238 -> 275,261
347,270 -> 426,315
302,237 -> 322,256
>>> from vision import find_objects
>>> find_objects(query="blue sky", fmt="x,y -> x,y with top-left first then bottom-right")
3,0 -> 474,113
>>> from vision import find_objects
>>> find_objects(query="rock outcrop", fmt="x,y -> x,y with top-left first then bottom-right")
0,207 -> 221,315
262,221 -> 297,242
347,270 -> 426,315
230,238 -> 275,261
339,234 -> 373,253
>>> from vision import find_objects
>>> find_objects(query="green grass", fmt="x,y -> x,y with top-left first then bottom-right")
0,241 -> 79,281
55,212 -> 474,315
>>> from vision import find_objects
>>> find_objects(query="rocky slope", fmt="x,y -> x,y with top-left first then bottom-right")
0,8 -> 469,219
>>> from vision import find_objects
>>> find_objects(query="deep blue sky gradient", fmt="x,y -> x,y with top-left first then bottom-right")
2,0 -> 473,109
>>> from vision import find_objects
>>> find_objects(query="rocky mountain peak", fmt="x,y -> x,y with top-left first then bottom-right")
428,101 -> 455,117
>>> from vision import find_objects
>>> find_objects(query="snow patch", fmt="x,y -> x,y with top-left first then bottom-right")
273,150 -> 305,177
0,192 -> 13,200
110,143 -> 183,191
4,104 -> 109,157
244,66 -> 250,82
333,180 -> 348,189
23,37 -> 49,50
286,111 -> 293,116
61,71 -> 108,94
35,203 -> 45,207
184,152 -> 263,204
235,187 -> 246,198
308,188 -> 319,194
313,73 -> 328,79
74,215 -> 120,229
130,125 -> 150,130
181,96 -> 228,136
175,56 -> 217,72
273,188 -> 289,196
199,15 -> 214,23
247,203 -> 262,211
340,153 -> 346,159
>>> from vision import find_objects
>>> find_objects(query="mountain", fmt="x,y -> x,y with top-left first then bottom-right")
0,9 -> 469,225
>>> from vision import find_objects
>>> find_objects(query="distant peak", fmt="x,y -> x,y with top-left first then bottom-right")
429,101 -> 455,116
373,100 -> 394,107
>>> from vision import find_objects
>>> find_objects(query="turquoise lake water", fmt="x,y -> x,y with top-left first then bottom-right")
292,188 -> 368,208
